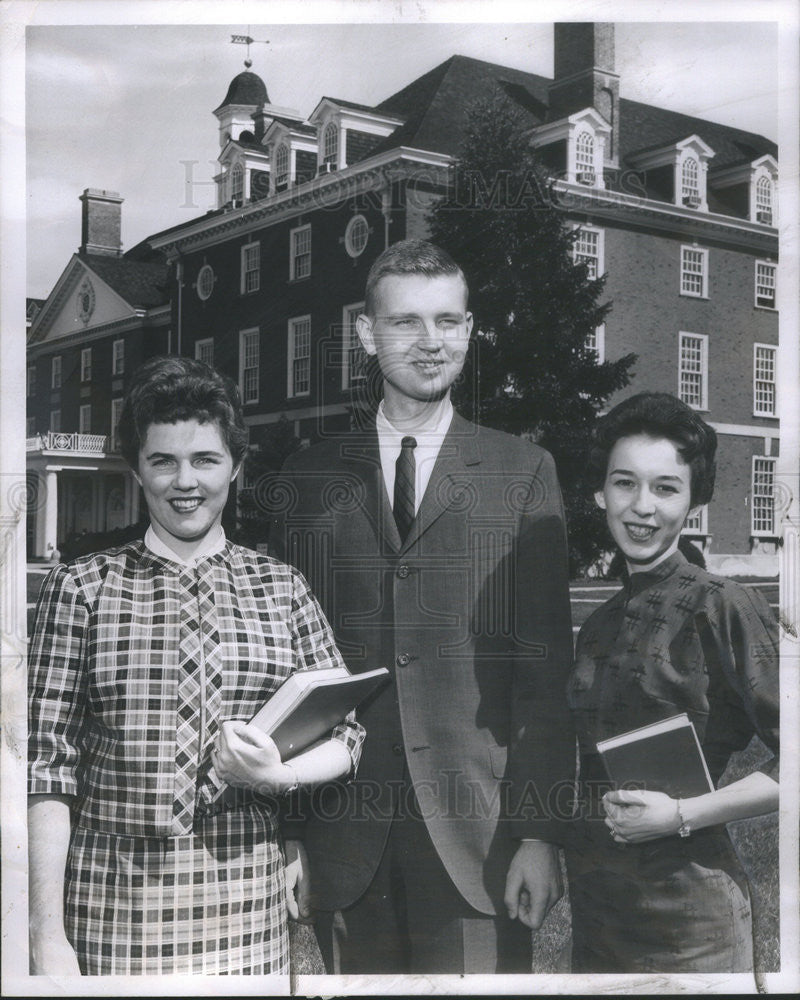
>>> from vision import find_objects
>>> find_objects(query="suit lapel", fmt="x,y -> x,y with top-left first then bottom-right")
339,431 -> 402,553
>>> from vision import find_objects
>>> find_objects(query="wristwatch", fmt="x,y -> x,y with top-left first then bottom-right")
283,762 -> 300,796
676,798 -> 691,838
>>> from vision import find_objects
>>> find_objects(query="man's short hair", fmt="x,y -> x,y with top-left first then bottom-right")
364,239 -> 469,316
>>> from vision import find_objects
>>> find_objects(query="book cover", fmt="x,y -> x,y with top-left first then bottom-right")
596,713 -> 714,798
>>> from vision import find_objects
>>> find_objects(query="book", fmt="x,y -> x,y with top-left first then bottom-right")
248,665 -> 390,760
596,713 -> 714,798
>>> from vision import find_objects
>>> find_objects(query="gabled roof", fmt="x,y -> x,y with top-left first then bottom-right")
76,253 -> 169,309
319,96 -> 379,115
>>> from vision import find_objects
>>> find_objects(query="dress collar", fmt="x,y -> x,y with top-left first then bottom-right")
625,549 -> 687,598
143,524 -> 227,568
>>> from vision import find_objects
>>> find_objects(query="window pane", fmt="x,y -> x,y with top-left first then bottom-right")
681,248 -> 705,296
754,345 -> 776,415
291,318 -> 311,395
679,334 -> 706,408
241,331 -> 259,403
574,229 -> 599,280
752,458 -> 775,534
292,228 -> 311,279
755,262 -> 776,308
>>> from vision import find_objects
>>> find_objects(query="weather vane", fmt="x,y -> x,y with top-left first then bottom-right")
231,30 -> 270,69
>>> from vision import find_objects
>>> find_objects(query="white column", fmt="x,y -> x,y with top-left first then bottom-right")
44,469 -> 58,560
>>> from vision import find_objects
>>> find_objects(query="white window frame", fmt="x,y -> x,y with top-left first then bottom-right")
322,121 -> 339,168
111,397 -> 123,450
680,245 -> 708,298
755,174 -> 773,224
81,347 -> 92,382
196,264 -> 215,301
575,129 -> 596,185
572,225 -> 604,280
51,355 -> 62,389
681,155 -> 701,206
290,225 -> 312,281
27,364 -> 36,398
112,339 -> 125,376
240,241 -> 261,294
239,328 -> 260,404
50,409 -> 61,433
275,142 -> 289,188
344,215 -> 370,258
753,343 -> 777,417
195,337 -> 214,367
751,456 -> 777,536
678,332 -> 708,410
287,315 -> 312,398
341,301 -> 368,389
682,505 -> 708,536
230,162 -> 244,205
585,323 -> 605,363
79,403 -> 92,435
754,260 -> 776,309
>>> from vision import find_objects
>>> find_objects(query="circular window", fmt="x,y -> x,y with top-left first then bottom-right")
197,264 -> 215,301
76,277 -> 95,323
344,215 -> 369,258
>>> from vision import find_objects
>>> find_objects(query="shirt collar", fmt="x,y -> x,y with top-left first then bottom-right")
626,549 -> 688,597
143,523 -> 227,567
376,397 -> 453,443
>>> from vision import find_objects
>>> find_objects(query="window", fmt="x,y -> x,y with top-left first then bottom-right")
342,302 -> 368,388
573,227 -> 603,280
230,162 -> 244,205
681,156 -> 700,206
51,355 -> 62,389
585,324 -> 605,363
79,404 -> 91,435
239,328 -> 260,404
112,339 -> 125,376
344,215 -> 369,258
111,397 -> 123,450
81,347 -> 92,382
752,457 -> 776,535
195,338 -> 214,366
680,246 -> 708,297
275,143 -> 289,189
322,122 -> 338,169
753,344 -> 777,417
50,409 -> 61,433
27,364 -> 36,398
290,225 -> 312,280
197,264 -> 215,301
26,416 -> 36,438
288,316 -> 311,397
241,241 -> 260,294
755,175 -> 773,224
682,506 -> 708,535
755,261 -> 776,309
678,332 -> 708,410
575,130 -> 595,184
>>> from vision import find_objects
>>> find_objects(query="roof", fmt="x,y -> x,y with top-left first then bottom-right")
214,69 -> 269,113
320,96 -> 384,115
78,253 -> 169,308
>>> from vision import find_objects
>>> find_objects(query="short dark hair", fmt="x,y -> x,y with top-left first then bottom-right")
588,392 -> 717,506
364,239 -> 468,316
117,356 -> 248,470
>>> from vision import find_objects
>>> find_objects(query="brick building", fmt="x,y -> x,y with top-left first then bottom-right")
27,23 -> 780,573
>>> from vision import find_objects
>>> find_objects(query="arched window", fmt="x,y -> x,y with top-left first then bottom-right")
230,163 -> 244,204
323,122 -> 338,169
755,175 -> 773,223
275,143 -> 289,189
681,156 -> 700,205
576,130 -> 595,183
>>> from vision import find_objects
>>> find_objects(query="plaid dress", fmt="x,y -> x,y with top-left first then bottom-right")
29,539 -> 364,975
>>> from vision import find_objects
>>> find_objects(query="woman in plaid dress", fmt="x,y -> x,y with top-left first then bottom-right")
28,357 -> 364,976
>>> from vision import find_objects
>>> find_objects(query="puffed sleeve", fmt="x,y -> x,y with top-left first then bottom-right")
289,567 -> 366,777
698,581 -> 779,784
28,564 -> 89,797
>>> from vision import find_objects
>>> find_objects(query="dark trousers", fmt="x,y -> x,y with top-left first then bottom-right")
314,789 -> 532,975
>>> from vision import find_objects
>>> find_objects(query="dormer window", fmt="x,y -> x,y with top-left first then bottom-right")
575,130 -> 595,185
755,175 -> 773,225
629,135 -> 714,210
322,122 -> 339,172
275,143 -> 289,190
231,163 -> 244,205
681,156 -> 701,207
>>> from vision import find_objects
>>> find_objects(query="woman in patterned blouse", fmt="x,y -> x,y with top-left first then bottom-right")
566,392 -> 779,973
28,356 -> 365,975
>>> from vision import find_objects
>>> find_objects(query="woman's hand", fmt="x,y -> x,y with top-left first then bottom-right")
602,788 -> 681,843
214,721 -> 295,795
29,931 -> 82,976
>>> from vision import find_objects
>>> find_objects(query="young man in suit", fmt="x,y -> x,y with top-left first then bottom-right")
270,239 -> 575,974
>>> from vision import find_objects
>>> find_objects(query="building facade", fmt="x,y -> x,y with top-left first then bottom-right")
27,24 -> 780,573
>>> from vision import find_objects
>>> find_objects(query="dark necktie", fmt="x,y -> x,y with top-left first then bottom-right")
393,436 -> 417,542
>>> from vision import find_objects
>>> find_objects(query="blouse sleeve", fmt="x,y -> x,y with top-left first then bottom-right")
289,567 -> 366,778
701,582 -> 779,784
28,564 -> 89,797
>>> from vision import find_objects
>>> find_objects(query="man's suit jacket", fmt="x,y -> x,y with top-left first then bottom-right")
269,412 -> 575,915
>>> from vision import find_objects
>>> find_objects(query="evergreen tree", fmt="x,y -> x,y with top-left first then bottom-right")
429,97 -> 636,574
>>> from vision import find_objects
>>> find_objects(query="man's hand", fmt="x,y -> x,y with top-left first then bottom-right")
284,839 -> 314,924
504,840 -> 562,930
29,931 -> 81,976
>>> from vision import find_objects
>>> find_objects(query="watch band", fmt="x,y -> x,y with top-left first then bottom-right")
676,798 -> 691,838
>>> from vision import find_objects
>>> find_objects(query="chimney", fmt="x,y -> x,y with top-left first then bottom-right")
79,188 -> 123,256
549,23 -> 620,165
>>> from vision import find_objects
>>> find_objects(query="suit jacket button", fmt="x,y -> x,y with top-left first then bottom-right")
396,652 -> 411,667
397,564 -> 410,579
392,743 -> 404,756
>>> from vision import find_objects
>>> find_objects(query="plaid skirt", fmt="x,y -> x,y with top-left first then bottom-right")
65,805 -> 288,975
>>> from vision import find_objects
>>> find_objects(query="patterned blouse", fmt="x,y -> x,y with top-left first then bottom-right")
568,550 -> 779,786
29,539 -> 365,837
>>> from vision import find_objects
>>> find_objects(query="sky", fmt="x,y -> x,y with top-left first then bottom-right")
18,1 -> 789,299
